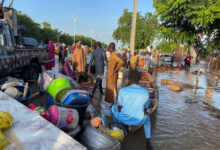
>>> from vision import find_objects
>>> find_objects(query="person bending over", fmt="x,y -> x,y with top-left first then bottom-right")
112,70 -> 156,150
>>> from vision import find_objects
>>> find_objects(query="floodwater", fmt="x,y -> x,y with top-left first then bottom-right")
31,56 -> 220,150
122,62 -> 220,150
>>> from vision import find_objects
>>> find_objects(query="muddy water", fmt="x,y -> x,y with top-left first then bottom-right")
122,64 -> 220,150
34,56 -> 220,150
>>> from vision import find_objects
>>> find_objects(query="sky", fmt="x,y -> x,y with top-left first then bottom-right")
5,0 -> 155,47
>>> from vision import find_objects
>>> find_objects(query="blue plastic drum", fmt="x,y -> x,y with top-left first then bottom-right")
61,90 -> 90,105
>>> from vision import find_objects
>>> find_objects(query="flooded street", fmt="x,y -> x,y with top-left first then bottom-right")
30,57 -> 220,150
122,63 -> 220,150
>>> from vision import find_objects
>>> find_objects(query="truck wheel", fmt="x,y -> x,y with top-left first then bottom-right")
24,63 -> 40,81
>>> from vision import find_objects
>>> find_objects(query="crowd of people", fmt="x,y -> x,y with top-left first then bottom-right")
43,40 -> 154,150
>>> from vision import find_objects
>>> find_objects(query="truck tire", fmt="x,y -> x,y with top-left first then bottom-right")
24,63 -> 40,81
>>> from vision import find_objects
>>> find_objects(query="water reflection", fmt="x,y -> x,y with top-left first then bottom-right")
205,77 -> 215,106
151,66 -> 220,150
122,65 -> 220,150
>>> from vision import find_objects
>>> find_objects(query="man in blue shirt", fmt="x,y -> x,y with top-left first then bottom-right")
88,42 -> 107,96
112,70 -> 153,150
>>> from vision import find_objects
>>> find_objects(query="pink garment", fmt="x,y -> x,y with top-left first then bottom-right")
72,44 -> 75,53
61,60 -> 76,79
45,41 -> 55,70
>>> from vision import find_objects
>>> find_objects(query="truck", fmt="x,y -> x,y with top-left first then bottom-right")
0,6 -> 50,81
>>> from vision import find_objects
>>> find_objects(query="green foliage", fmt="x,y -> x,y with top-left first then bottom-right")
17,11 -> 107,47
17,11 -> 41,41
153,0 -> 220,55
156,41 -> 179,53
113,9 -> 159,50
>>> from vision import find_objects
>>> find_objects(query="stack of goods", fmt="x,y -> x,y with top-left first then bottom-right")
38,71 -> 78,92
39,71 -> 90,105
38,71 -> 91,131
0,112 -> 13,150
39,71 -> 91,125
27,104 -> 79,132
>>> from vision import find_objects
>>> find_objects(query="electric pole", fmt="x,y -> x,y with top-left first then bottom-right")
129,0 -> 138,55
72,14 -> 81,44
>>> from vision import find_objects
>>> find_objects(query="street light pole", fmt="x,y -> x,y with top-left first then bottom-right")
72,14 -> 81,44
129,0 -> 138,55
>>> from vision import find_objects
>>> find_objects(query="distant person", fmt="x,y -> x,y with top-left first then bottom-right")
62,42 -> 66,48
62,45 -> 68,64
72,41 -> 86,83
44,41 -> 55,70
130,52 -> 138,71
61,60 -> 76,79
185,54 -> 192,68
145,51 -> 151,69
112,70 -> 154,150
105,42 -> 123,104
88,42 -> 107,96
58,42 -> 63,64
126,50 -> 131,69
156,54 -> 160,67
122,50 -> 128,68
171,54 -> 175,67
38,40 -> 45,48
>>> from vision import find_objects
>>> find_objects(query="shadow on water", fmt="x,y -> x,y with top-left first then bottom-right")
121,64 -> 220,150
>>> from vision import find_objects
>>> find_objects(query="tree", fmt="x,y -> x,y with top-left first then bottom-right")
17,11 -> 41,41
153,0 -> 220,55
113,9 -> 159,50
156,41 -> 179,53
17,11 -> 108,47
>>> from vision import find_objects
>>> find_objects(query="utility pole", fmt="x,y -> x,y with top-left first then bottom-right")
129,0 -> 138,55
72,14 -> 81,44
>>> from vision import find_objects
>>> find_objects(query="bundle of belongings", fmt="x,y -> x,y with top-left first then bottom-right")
0,112 -> 13,150
0,78 -> 31,105
90,117 -> 125,142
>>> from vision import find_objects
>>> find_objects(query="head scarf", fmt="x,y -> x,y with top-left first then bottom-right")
64,60 -> 72,66
76,41 -> 81,49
